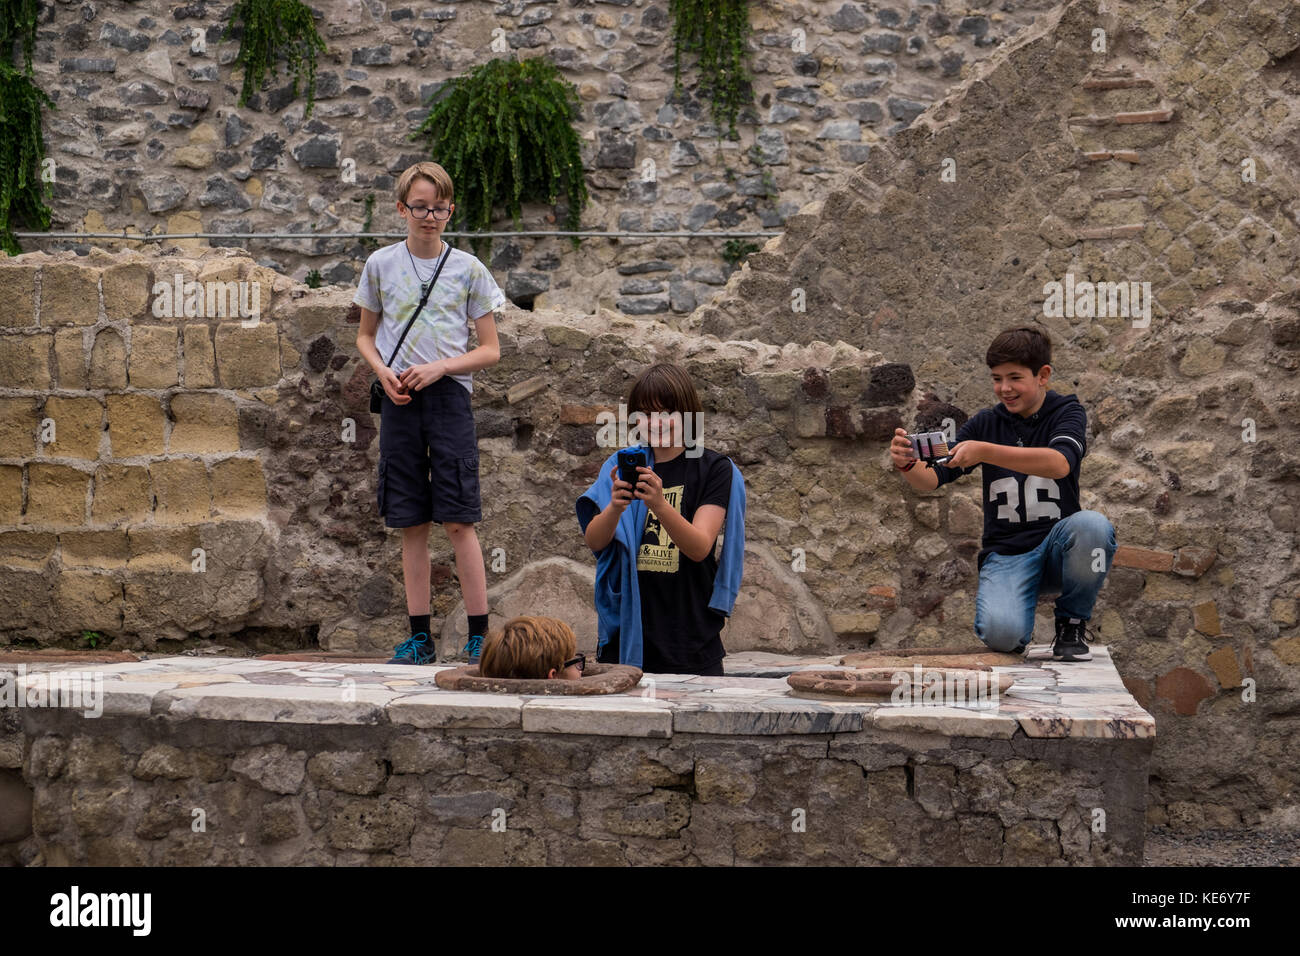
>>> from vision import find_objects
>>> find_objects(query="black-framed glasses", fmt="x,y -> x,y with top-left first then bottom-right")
403,202 -> 453,221
562,653 -> 586,674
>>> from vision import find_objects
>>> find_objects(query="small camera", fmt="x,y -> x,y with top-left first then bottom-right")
617,447 -> 646,485
907,430 -> 952,466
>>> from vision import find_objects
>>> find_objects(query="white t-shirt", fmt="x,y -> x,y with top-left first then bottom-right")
353,240 -> 507,393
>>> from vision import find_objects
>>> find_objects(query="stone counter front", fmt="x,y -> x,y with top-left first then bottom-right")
2,649 -> 1152,865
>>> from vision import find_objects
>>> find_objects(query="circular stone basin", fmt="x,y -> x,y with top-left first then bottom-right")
434,662 -> 643,695
787,667 -> 1015,699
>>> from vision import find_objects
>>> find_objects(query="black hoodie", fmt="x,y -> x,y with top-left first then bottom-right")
930,390 -> 1089,569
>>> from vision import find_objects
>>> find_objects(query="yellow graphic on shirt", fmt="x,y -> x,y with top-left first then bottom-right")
638,484 -> 684,573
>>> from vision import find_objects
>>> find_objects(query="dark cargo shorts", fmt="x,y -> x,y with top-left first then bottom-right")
377,376 -> 481,528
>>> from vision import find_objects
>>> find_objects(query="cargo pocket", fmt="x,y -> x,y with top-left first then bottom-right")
376,459 -> 388,516
457,455 -> 481,508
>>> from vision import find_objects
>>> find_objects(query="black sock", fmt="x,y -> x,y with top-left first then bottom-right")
409,614 -> 431,640
468,613 -> 489,638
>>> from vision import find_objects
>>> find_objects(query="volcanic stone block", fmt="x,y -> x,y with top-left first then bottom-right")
168,393 -> 239,453
42,396 -> 103,460
25,463 -> 89,526
40,264 -> 101,326
128,326 -> 180,388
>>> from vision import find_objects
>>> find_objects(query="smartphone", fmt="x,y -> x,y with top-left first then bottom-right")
617,447 -> 646,486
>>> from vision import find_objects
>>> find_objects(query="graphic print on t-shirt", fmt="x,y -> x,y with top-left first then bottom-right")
637,484 -> 684,573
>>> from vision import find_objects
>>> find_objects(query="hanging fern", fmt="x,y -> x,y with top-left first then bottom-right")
670,0 -> 754,138
222,0 -> 327,119
0,61 -> 54,255
411,56 -> 588,258
0,0 -> 40,72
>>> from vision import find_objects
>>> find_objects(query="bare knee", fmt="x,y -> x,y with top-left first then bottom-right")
443,521 -> 475,539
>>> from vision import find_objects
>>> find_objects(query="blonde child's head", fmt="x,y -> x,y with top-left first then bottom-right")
478,616 -> 583,680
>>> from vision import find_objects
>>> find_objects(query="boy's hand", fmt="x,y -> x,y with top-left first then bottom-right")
946,440 -> 985,469
634,466 -> 667,513
398,360 -> 446,392
380,367 -> 412,404
890,428 -> 917,470
608,466 -> 635,512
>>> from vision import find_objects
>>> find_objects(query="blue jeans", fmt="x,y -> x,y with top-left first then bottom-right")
973,510 -> 1117,652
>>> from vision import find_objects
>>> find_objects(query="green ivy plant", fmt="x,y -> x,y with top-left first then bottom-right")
0,61 -> 54,255
670,0 -> 754,138
222,0 -> 328,119
411,56 -> 588,258
721,237 -> 759,269
304,268 -> 323,288
0,0 -> 40,71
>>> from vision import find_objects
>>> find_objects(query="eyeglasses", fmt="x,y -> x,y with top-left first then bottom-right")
403,203 -> 453,221
561,653 -> 586,674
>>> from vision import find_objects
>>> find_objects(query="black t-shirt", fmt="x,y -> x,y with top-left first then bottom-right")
634,448 -> 732,673
930,391 -> 1088,569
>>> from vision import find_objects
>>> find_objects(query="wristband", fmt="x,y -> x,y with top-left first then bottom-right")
896,458 -> 917,473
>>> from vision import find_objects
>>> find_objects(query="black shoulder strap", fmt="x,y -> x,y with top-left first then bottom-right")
383,244 -> 451,368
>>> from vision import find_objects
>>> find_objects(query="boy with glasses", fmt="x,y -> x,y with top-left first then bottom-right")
478,617 -> 586,680
355,161 -> 507,664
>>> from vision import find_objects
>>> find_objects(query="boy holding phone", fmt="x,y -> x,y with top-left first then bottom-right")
891,327 -> 1116,661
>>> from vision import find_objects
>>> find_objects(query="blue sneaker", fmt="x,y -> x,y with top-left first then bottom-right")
388,632 -> 436,665
463,633 -> 483,664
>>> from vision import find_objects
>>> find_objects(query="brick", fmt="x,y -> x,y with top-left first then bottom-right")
1206,646 -> 1241,689
101,262 -> 151,320
0,333 -> 53,388
1173,546 -> 1216,578
1192,599 -> 1221,636
59,530 -> 130,568
865,584 -> 897,609
0,397 -> 41,457
90,463 -> 151,525
211,455 -> 267,516
25,463 -> 89,526
55,571 -> 122,632
506,375 -> 547,405
127,527 -> 201,570
150,458 -> 210,523
89,328 -> 128,388
42,396 -> 104,460
0,530 -> 56,568
1115,108 -> 1175,124
54,328 -> 89,389
0,465 -> 22,522
128,326 -> 180,388
1154,666 -> 1214,716
168,393 -> 239,453
559,403 -> 615,425
0,264 -> 38,327
214,322 -> 280,387
1113,545 -> 1174,571
106,393 -> 166,457
182,324 -> 216,387
40,263 -> 101,326
1078,224 -> 1145,240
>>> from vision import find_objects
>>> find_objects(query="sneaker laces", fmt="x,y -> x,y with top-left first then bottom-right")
393,633 -> 428,660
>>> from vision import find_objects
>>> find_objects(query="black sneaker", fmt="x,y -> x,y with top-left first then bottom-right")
388,632 -> 436,665
1052,618 -> 1093,662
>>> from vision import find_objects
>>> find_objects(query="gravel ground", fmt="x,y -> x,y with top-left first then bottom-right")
1144,826 -> 1300,866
